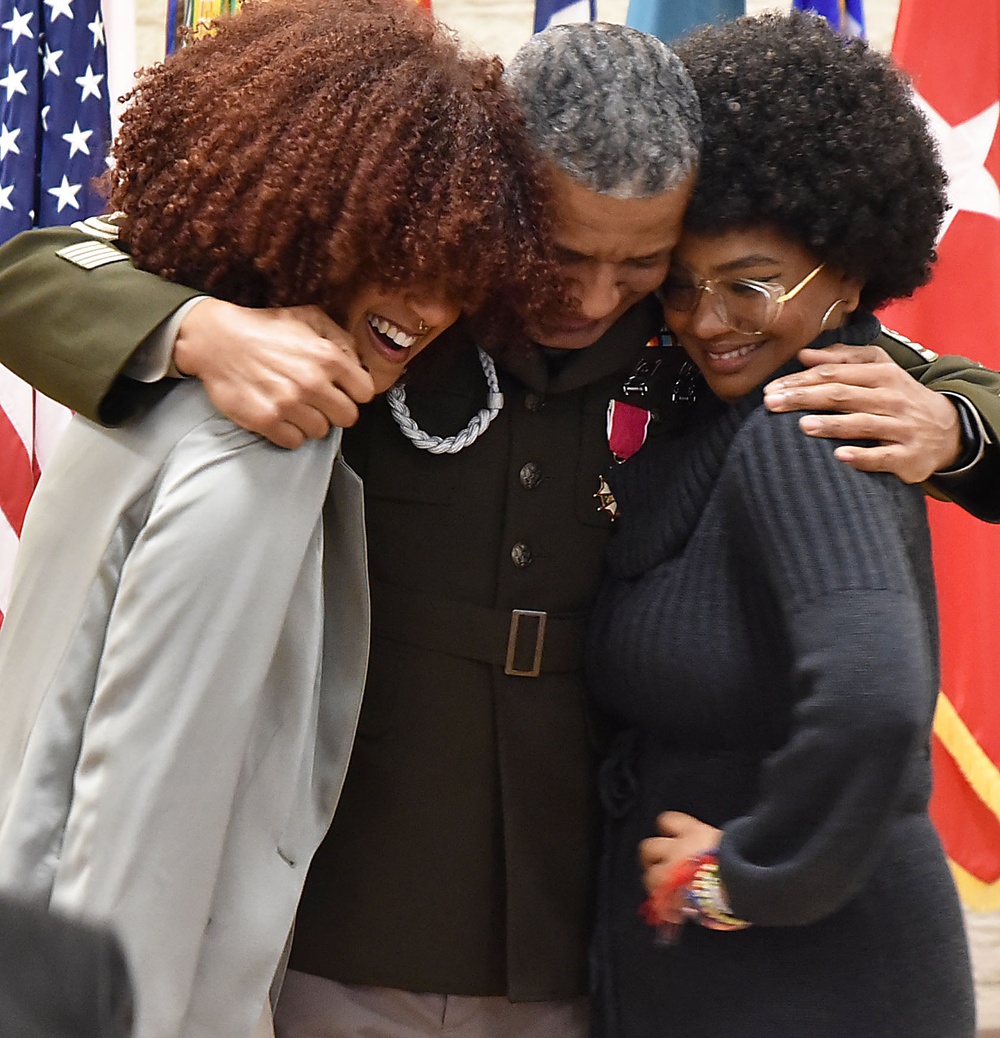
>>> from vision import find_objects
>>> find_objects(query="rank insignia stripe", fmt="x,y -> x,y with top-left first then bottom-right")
56,241 -> 130,271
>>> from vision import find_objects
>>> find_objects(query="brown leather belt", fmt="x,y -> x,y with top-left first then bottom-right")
370,580 -> 587,677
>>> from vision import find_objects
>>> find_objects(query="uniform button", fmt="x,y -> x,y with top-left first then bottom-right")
510,541 -> 533,568
524,392 -> 545,412
519,462 -> 542,489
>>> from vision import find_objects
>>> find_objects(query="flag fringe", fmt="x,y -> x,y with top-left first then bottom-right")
947,857 -> 1000,912
933,691 -> 1000,823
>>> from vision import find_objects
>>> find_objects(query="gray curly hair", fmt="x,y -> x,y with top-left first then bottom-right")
504,21 -> 702,199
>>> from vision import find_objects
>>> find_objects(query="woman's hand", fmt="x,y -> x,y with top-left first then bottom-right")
639,811 -> 722,899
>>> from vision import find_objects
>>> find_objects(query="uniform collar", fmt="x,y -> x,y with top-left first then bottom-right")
498,296 -> 663,395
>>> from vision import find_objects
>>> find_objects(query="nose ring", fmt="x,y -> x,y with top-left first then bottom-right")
417,320 -> 429,335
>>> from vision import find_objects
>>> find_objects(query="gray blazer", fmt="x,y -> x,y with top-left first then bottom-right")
0,380 -> 369,1038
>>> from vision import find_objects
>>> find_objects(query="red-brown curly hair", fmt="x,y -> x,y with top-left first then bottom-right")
109,0 -> 561,344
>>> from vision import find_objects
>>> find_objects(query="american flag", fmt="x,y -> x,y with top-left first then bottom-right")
792,0 -> 866,37
0,0 -> 111,622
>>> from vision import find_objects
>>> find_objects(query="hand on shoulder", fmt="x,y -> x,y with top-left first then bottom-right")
174,299 -> 376,449
763,344 -> 962,483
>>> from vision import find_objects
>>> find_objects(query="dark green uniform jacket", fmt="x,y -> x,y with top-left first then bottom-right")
1,224 -> 999,999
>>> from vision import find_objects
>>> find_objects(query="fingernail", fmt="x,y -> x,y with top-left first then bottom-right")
800,416 -> 821,434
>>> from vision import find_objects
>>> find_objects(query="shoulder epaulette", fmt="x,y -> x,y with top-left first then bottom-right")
58,211 -> 127,269
877,324 -> 939,363
69,212 -> 123,242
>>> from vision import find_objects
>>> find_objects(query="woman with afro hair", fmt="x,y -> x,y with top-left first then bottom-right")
586,12 -> 976,1037
0,1 -> 560,1036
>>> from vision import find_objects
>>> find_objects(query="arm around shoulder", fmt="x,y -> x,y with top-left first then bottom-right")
0,224 -> 199,422
878,329 -> 1000,521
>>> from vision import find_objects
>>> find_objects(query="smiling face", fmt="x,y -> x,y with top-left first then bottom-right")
664,227 -> 863,404
528,164 -> 694,351
338,283 -> 462,393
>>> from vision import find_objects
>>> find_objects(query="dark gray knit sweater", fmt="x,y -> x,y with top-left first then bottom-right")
586,318 -> 975,1037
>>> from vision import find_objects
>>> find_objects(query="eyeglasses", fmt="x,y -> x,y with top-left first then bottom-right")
657,263 -> 825,335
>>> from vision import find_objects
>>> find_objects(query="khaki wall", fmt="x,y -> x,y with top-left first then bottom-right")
135,0 -> 900,70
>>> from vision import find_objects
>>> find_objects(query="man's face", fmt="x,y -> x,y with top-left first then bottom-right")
528,164 -> 695,351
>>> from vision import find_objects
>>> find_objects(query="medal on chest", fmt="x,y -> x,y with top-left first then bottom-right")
597,330 -> 701,520
606,329 -> 674,463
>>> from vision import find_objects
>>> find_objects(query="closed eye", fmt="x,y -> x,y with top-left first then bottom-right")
628,253 -> 671,270
728,279 -> 772,298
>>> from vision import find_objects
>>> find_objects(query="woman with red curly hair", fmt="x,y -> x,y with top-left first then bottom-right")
0,2 -> 558,1036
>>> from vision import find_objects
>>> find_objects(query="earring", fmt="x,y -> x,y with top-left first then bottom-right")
820,299 -> 847,332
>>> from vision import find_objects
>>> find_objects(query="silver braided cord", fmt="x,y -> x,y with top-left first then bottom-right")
386,348 -> 504,454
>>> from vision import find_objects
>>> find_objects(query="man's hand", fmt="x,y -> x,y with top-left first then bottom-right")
173,299 -> 376,449
763,345 -> 963,483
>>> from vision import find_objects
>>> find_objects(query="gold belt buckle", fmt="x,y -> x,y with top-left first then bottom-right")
504,609 -> 548,677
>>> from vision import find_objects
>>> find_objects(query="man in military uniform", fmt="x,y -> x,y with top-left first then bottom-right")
1,22 -> 998,1038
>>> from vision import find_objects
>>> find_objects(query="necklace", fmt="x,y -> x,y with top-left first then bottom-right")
386,348 -> 504,454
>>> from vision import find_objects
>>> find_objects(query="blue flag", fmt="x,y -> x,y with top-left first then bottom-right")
534,0 -> 596,34
0,0 -> 112,243
625,0 -> 744,45
792,0 -> 866,37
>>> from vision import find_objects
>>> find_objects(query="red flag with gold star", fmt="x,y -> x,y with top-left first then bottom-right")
879,0 -> 1000,911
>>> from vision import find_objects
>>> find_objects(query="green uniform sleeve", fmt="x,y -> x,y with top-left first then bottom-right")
877,327 -> 1000,523
0,223 -> 199,424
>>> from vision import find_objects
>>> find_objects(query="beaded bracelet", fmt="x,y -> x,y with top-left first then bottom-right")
684,856 -> 751,931
640,850 -> 750,942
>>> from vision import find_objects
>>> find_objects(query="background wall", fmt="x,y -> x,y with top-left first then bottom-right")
133,0 -> 902,71
435,0 -> 896,58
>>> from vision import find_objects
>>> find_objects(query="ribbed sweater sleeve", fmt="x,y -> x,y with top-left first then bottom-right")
715,408 -> 937,927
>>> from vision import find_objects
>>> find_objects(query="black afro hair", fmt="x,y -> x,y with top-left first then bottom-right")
675,11 -> 948,312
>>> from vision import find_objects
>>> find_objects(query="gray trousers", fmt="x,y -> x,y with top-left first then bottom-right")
273,969 -> 588,1038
